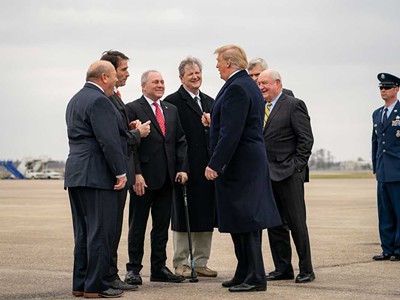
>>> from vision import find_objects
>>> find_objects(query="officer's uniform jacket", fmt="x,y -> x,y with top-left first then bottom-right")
372,100 -> 400,182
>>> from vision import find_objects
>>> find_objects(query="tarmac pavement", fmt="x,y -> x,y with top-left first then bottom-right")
0,178 -> 399,299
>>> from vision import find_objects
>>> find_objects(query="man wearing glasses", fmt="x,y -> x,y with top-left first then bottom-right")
372,72 -> 400,262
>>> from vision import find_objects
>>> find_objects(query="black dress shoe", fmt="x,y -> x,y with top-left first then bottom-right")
150,266 -> 185,283
222,278 -> 244,288
83,288 -> 124,298
125,271 -> 142,285
109,278 -> 138,291
265,271 -> 294,281
390,254 -> 400,261
228,283 -> 267,292
295,271 -> 315,283
372,253 -> 391,261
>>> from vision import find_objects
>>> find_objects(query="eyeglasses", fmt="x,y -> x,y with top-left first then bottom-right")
379,86 -> 396,90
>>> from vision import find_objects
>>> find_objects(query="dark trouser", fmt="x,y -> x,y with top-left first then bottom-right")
68,187 -> 118,293
377,181 -> 400,256
231,231 -> 266,285
268,170 -> 313,274
107,188 -> 128,281
126,180 -> 172,275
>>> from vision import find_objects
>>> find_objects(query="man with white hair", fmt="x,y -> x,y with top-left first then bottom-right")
258,69 -> 315,284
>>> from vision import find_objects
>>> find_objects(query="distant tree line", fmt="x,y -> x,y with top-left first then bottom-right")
309,149 -> 371,171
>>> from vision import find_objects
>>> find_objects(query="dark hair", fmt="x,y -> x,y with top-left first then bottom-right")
100,50 -> 129,69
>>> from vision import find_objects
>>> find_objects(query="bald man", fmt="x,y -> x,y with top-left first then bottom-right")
65,60 -> 129,298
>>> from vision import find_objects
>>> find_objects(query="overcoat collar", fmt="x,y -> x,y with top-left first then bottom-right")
215,70 -> 248,100
178,85 -> 205,117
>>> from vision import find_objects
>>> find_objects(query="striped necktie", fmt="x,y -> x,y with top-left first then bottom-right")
263,101 -> 272,127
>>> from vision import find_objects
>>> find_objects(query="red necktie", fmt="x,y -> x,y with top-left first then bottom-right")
116,90 -> 122,99
153,102 -> 166,136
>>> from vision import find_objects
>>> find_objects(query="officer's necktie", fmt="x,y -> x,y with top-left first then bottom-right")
153,102 -> 166,136
263,101 -> 272,127
382,107 -> 388,124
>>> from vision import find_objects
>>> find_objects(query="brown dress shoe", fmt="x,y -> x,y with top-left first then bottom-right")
175,265 -> 192,278
194,266 -> 217,277
72,291 -> 84,297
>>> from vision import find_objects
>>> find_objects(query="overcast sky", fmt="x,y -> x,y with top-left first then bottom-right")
1,0 -> 399,162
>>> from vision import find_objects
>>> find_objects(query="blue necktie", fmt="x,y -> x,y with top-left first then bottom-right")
382,107 -> 388,124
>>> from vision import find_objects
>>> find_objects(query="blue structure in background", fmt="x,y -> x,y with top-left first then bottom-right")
0,160 -> 25,179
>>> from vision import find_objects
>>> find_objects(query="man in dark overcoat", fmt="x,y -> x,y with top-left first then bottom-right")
204,45 -> 281,293
164,56 -> 217,278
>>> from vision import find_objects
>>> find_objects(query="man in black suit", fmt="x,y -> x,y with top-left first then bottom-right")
205,45 -> 281,293
100,50 -> 150,291
247,58 -> 294,96
164,56 -> 217,278
258,69 -> 315,283
65,60 -> 128,298
124,70 -> 189,284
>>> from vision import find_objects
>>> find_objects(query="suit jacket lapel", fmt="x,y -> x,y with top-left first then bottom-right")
264,93 -> 285,132
110,94 -> 130,128
139,96 -> 164,136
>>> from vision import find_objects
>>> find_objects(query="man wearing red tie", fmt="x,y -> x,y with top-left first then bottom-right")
125,70 -> 189,284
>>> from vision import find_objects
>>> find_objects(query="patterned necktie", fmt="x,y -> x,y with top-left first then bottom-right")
382,107 -> 388,124
194,96 -> 203,111
153,102 -> 166,136
263,101 -> 272,127
116,90 -> 122,99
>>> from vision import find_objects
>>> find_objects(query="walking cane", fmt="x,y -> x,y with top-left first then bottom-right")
178,175 -> 199,283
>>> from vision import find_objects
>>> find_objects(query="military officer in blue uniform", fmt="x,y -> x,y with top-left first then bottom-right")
372,72 -> 400,262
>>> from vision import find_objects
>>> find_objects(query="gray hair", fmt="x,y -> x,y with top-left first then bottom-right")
178,56 -> 203,77
247,57 -> 268,71
141,69 -> 159,84
267,69 -> 282,82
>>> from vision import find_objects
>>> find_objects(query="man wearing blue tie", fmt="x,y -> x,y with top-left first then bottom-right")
372,72 -> 400,262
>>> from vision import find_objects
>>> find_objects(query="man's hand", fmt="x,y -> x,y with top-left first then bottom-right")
114,175 -> 127,190
129,119 -> 141,130
205,166 -> 218,180
201,113 -> 211,127
175,172 -> 188,184
133,174 -> 147,196
137,120 -> 151,137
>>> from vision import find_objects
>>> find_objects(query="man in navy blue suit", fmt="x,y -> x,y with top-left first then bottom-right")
204,45 -> 281,292
372,72 -> 400,262
65,60 -> 128,298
